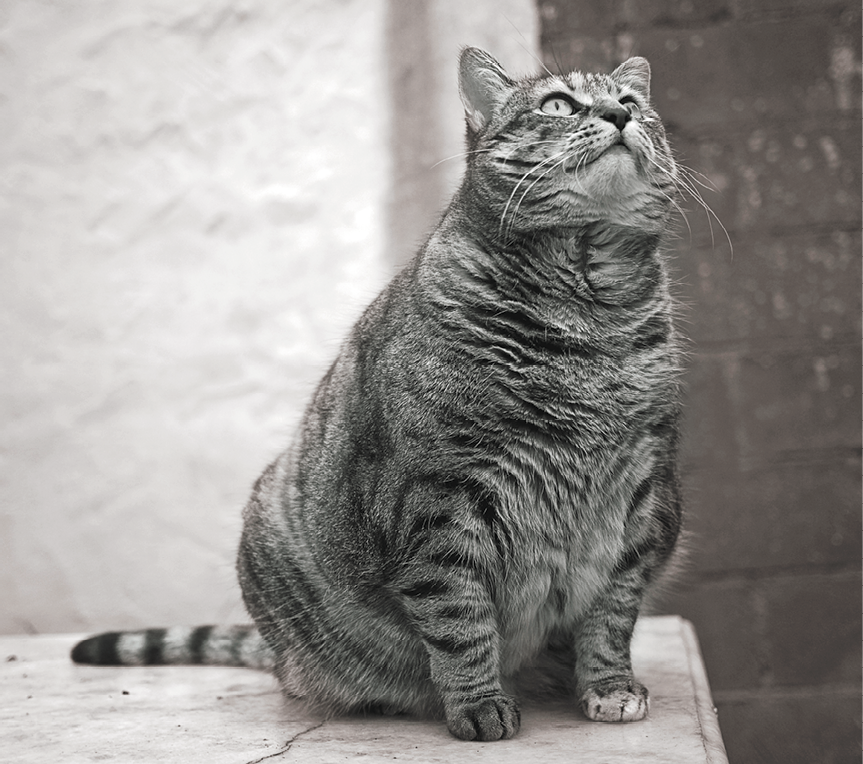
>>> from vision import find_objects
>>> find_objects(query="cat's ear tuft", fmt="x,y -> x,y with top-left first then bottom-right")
612,57 -> 651,99
459,47 -> 513,133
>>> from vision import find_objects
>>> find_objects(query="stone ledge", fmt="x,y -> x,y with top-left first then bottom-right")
0,615 -> 727,763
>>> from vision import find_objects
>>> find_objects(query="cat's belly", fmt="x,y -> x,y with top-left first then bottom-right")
488,439 -> 644,675
497,530 -> 622,675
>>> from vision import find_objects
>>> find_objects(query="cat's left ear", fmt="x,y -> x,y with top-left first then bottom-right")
459,47 -> 513,132
612,57 -> 651,99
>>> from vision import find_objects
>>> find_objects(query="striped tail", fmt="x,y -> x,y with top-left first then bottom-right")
70,624 -> 275,671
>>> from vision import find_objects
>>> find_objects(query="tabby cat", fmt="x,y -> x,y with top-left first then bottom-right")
72,47 -> 684,742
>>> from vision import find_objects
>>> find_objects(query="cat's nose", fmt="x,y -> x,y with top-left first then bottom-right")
598,105 -> 631,131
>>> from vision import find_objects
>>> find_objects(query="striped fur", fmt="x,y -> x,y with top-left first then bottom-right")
71,625 -> 274,670
73,49 -> 685,741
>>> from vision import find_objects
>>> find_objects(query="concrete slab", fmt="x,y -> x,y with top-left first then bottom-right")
0,615 -> 727,763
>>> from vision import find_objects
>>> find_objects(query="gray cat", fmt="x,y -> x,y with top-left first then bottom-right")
73,47 -> 684,742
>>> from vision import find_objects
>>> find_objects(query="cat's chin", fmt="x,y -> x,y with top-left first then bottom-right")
589,145 -> 638,178
572,148 -> 650,201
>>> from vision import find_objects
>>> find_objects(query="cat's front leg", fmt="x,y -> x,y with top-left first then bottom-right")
572,565 -> 650,723
396,493 -> 519,741
405,580 -> 520,740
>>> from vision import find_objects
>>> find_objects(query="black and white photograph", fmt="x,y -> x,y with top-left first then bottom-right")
1,1 -> 860,762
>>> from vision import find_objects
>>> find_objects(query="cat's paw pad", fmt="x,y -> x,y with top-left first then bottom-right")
446,693 -> 521,741
579,679 -> 649,722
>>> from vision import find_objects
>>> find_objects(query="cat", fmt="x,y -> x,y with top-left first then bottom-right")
72,46 -> 684,742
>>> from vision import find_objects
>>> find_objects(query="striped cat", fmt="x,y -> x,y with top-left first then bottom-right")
73,47 -> 684,741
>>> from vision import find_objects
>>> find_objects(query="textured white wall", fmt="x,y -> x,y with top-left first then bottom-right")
0,0 -> 538,635
1,0 -> 391,633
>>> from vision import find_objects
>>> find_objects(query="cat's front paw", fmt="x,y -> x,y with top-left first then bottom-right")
445,693 -> 521,741
579,678 -> 649,722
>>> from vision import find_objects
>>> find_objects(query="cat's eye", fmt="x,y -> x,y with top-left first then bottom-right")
619,95 -> 642,119
540,94 -> 578,116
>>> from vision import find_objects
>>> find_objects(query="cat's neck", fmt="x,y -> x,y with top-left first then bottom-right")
425,194 -> 665,308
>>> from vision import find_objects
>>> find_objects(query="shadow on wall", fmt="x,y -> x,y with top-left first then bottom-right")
539,1 -> 862,763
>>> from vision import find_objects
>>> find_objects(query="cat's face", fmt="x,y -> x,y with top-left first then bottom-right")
459,48 -> 677,236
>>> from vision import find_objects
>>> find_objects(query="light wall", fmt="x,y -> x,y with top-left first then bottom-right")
0,0 -> 537,634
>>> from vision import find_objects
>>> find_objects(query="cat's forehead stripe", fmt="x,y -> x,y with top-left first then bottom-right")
568,72 -> 590,90
544,72 -> 589,93
540,71 -> 618,103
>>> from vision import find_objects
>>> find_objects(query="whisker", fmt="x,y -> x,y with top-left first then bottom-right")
639,151 -> 733,257
430,148 -> 495,169
675,166 -> 733,257
637,153 -> 692,233
509,154 -> 570,233
548,41 -> 566,77
681,191 -> 730,255
677,165 -> 722,194
499,150 -> 569,240
493,139 -> 567,171
498,151 -> 562,225
501,13 -> 555,77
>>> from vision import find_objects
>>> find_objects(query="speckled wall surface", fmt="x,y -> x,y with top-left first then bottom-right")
1,0 -> 393,633
539,1 -> 862,762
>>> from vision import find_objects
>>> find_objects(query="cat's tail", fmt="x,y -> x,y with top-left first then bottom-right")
70,624 -> 275,671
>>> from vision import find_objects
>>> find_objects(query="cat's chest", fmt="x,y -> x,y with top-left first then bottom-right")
496,498 -> 625,674
497,432 -> 644,570
492,343 -> 673,456
489,423 -> 658,667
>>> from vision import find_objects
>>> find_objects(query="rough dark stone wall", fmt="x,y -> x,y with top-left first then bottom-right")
538,2 -> 861,762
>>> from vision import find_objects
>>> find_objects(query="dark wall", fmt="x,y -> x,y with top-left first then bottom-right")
538,1 -> 861,762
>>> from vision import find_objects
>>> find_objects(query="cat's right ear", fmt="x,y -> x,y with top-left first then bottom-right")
459,47 -> 513,133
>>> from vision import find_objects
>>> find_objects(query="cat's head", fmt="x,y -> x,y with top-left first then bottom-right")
458,47 -> 677,237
